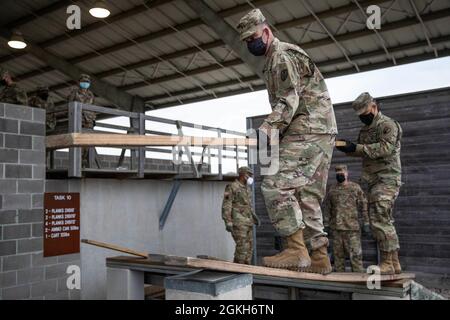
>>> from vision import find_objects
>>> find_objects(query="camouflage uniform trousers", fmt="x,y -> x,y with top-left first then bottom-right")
231,225 -> 254,264
81,111 -> 96,166
332,230 -> 364,272
261,134 -> 335,249
368,180 -> 401,252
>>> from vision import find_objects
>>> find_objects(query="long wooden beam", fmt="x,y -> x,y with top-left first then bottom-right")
162,255 -> 416,283
46,133 -> 257,150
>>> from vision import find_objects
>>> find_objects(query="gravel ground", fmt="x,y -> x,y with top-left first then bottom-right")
430,288 -> 450,299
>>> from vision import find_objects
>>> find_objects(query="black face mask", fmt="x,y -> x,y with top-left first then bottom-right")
247,36 -> 267,56
38,92 -> 49,100
359,112 -> 375,126
336,174 -> 346,183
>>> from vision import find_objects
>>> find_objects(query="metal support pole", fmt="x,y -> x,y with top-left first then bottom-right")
247,117 -> 258,265
235,145 -> 239,173
217,130 -> 223,180
159,180 -> 182,230
129,119 -> 138,172
68,102 -> 82,178
176,121 -> 200,178
138,113 -> 145,178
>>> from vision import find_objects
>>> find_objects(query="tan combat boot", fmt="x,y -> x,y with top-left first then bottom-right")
391,250 -> 402,274
263,229 -> 311,270
304,244 -> 332,275
378,251 -> 395,275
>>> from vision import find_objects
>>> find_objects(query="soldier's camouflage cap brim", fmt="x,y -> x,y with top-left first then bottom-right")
79,74 -> 91,82
1,69 -> 11,79
335,164 -> 348,172
352,92 -> 373,115
238,166 -> 253,175
237,9 -> 266,41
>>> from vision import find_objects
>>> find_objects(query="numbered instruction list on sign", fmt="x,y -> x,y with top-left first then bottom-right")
44,193 -> 80,257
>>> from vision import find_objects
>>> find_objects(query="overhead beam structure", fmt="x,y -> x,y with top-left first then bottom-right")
144,34 -> 450,107
14,0 -> 387,84
0,0 -> 81,64
0,0 -> 174,65
0,26 -> 146,113
9,0 -> 280,81
45,5 -> 450,107
184,0 -> 265,79
149,47 -> 450,109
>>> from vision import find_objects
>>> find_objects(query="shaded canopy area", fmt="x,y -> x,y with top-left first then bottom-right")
0,0 -> 448,119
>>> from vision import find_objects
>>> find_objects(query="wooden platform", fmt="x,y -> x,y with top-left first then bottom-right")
46,133 -> 257,149
110,254 -> 415,284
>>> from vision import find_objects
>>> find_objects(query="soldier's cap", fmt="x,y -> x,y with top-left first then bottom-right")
1,69 -> 11,79
352,92 -> 374,115
236,9 -> 266,41
238,166 -> 253,176
335,164 -> 348,172
79,74 -> 91,82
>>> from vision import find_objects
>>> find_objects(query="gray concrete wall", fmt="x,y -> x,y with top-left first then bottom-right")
1,103 -> 80,300
46,178 -> 234,300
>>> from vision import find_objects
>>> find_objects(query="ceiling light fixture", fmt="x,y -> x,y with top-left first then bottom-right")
8,31 -> 27,49
89,0 -> 111,18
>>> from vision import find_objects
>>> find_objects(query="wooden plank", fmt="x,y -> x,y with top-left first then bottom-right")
81,239 -> 148,258
162,255 -> 415,283
46,133 -> 257,149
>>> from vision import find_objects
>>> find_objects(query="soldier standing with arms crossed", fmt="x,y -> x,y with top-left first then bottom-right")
29,86 -> 57,132
324,165 -> 370,273
336,93 -> 403,275
222,167 -> 260,265
237,9 -> 337,274
67,74 -> 96,167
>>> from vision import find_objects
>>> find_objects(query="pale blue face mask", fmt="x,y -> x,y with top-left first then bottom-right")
80,82 -> 90,89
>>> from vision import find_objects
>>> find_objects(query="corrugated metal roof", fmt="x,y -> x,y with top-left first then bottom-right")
0,0 -> 448,116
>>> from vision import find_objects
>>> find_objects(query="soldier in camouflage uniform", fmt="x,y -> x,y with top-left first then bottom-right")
222,166 -> 260,265
237,9 -> 337,274
0,70 -> 28,106
67,74 -> 96,167
324,165 -> 370,273
336,93 -> 403,275
29,86 -> 57,132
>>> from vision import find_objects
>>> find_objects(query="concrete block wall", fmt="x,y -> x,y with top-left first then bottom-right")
0,103 -> 80,300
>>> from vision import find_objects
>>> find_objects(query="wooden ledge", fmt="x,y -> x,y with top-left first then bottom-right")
46,133 -> 257,149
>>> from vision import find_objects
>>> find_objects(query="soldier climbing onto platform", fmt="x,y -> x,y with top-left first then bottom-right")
222,166 -> 260,265
336,92 -> 403,275
0,69 -> 28,106
323,165 -> 370,273
237,9 -> 337,274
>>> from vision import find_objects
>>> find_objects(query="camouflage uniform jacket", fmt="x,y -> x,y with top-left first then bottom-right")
0,83 -> 28,106
324,181 -> 369,231
261,38 -> 337,136
29,95 -> 57,131
222,180 -> 257,227
351,112 -> 402,185
67,87 -> 96,126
